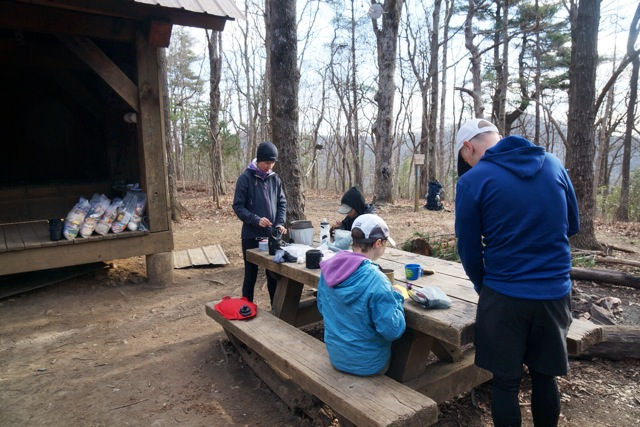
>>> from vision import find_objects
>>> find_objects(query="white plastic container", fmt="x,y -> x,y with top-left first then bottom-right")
320,218 -> 330,244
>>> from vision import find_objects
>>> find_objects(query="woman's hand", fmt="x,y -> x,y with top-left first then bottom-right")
276,225 -> 287,235
258,217 -> 273,228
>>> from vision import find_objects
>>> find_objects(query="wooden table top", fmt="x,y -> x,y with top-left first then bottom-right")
246,247 -> 478,347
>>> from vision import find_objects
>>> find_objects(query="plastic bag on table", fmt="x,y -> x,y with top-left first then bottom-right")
407,285 -> 452,309
127,191 -> 147,231
80,194 -> 111,238
333,229 -> 352,250
63,197 -> 91,240
95,198 -> 123,236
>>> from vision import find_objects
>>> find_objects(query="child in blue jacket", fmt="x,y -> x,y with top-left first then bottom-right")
317,214 -> 405,376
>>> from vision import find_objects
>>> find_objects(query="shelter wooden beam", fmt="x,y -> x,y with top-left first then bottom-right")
0,1 -> 135,42
57,34 -> 140,112
17,0 -> 230,31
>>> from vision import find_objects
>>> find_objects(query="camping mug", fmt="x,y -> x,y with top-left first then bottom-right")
381,268 -> 395,284
305,249 -> 323,269
404,263 -> 423,281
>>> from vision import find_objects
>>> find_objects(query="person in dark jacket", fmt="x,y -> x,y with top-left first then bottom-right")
455,118 -> 580,427
331,186 -> 376,235
232,142 -> 287,304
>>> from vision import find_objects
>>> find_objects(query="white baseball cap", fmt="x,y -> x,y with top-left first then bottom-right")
351,214 -> 396,247
455,118 -> 499,176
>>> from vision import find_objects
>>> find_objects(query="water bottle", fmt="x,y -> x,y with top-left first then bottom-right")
320,218 -> 330,245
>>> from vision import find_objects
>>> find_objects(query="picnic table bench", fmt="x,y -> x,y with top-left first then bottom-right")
206,302 -> 439,426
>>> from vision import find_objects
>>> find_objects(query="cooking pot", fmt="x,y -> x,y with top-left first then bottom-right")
289,220 -> 314,245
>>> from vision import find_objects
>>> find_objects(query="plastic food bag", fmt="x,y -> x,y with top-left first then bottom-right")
80,194 -> 111,238
111,192 -> 138,234
95,198 -> 123,236
127,191 -> 147,231
63,197 -> 91,240
407,285 -> 452,309
333,229 -> 352,250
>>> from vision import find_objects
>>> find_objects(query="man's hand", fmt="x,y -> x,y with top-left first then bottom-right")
276,225 -> 287,235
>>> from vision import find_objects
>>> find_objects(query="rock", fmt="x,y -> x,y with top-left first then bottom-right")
595,296 -> 621,311
589,304 -> 617,325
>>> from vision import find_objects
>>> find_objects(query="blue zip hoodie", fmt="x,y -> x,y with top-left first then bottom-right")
317,251 -> 406,376
455,135 -> 580,299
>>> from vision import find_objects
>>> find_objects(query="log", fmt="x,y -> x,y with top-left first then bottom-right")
596,257 -> 640,268
580,325 -> 640,359
601,243 -> 637,254
571,267 -> 640,289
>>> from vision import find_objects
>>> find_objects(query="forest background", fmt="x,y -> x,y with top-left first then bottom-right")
161,0 -> 639,250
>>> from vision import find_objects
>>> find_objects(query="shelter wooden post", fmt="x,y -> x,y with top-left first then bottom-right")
146,252 -> 173,287
136,31 -> 173,282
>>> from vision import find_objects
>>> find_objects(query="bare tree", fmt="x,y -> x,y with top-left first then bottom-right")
371,0 -> 404,203
207,30 -> 226,209
457,0 -> 487,118
566,0 -> 601,249
616,4 -> 640,221
267,0 -> 305,222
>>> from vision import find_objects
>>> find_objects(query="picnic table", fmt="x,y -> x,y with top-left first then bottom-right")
244,247 -> 491,398
206,245 -> 601,426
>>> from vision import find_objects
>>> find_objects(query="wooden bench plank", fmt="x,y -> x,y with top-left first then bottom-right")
205,302 -> 439,427
4,224 -> 24,251
403,348 -> 492,404
18,222 -> 42,249
0,224 -> 7,252
187,247 -> 209,266
173,250 -> 192,268
30,221 -> 59,248
202,244 -> 230,265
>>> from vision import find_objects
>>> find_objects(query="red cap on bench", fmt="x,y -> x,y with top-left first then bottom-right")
214,296 -> 257,320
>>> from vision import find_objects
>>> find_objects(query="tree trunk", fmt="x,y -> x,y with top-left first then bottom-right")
427,0 -> 441,183
372,0 -> 404,204
566,0 -> 601,250
350,0 -> 362,189
159,48 -> 186,222
464,0 -> 484,118
439,0 -> 453,194
267,0 -> 304,222
491,0 -> 509,133
616,5 -> 640,221
207,30 -> 226,209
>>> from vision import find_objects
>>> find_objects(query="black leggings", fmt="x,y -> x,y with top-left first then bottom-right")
492,370 -> 560,427
241,238 -> 277,304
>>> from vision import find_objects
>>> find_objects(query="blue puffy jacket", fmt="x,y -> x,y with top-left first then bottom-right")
317,251 -> 406,376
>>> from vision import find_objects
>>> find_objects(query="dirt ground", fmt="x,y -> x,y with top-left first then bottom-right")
1,188 -> 639,426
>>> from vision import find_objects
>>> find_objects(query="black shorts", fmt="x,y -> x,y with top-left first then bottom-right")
474,285 -> 572,379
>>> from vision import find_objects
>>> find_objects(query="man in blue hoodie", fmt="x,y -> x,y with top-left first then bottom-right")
455,119 -> 580,427
317,214 -> 406,376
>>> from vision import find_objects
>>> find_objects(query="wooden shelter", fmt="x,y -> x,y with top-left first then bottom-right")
0,0 -> 243,284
